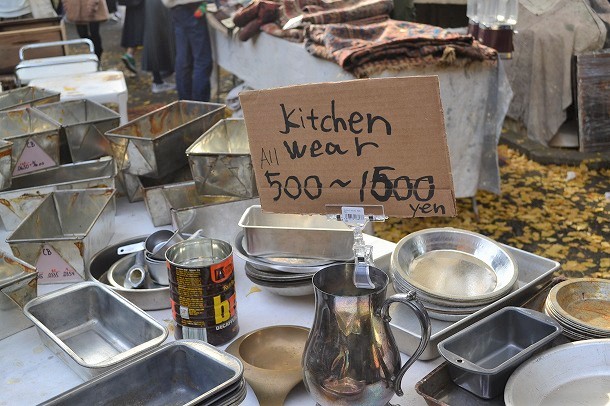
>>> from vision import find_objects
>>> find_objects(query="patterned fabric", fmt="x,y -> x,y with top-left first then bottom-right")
304,19 -> 497,77
281,0 -> 393,26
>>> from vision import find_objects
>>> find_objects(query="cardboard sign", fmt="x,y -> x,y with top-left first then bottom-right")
239,77 -> 456,218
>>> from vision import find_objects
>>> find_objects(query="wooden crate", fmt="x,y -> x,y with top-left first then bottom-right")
576,50 -> 610,153
0,17 -> 66,75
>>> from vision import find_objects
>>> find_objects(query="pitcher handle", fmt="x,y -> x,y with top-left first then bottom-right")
379,291 -> 431,396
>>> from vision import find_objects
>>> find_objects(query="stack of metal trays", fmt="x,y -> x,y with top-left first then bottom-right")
544,278 -> 610,340
235,205 -> 354,296
391,228 -> 519,321
40,340 -> 247,406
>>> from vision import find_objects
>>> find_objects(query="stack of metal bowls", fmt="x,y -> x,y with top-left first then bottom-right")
234,205 -> 355,296
391,228 -> 519,321
544,278 -> 610,340
234,231 -> 330,296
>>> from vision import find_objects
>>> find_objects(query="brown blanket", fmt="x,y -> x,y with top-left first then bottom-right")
304,19 -> 497,77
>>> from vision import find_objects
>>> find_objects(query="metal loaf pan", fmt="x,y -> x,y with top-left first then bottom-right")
172,197 -> 260,245
0,251 -> 37,340
0,107 -> 61,176
6,188 -> 116,283
35,99 -> 121,162
238,205 -> 354,261
437,307 -> 562,399
0,156 -> 116,231
0,139 -> 12,190
23,282 -> 168,380
105,100 -> 225,178
144,180 -> 244,227
389,245 -> 559,360
186,118 -> 257,198
39,339 -> 243,405
0,86 -> 60,111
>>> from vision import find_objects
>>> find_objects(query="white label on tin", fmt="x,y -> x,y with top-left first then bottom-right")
13,139 -> 57,175
341,206 -> 366,224
35,244 -> 81,284
180,306 -> 190,319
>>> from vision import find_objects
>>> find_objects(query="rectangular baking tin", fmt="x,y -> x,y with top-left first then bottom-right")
23,282 -> 168,380
0,156 -> 116,230
105,100 -> 225,178
389,244 -> 559,360
238,205 -> 354,261
39,339 -> 242,405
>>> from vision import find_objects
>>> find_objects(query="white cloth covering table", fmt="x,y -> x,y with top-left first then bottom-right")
209,22 -> 513,199
0,197 -> 441,405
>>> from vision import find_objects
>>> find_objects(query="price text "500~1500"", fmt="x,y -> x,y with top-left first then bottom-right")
264,166 -> 438,204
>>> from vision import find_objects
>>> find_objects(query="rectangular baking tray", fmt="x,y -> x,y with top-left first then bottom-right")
389,244 -> 560,360
144,180 -> 244,227
0,107 -> 61,176
6,188 -> 116,283
35,99 -> 121,162
39,339 -> 243,405
0,86 -> 60,112
105,100 -> 225,178
238,204 -> 354,260
186,118 -> 257,198
0,156 -> 116,230
23,282 -> 168,380
172,197 -> 260,246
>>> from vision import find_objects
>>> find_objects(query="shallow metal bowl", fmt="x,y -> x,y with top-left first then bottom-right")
87,235 -> 170,310
392,228 -> 518,303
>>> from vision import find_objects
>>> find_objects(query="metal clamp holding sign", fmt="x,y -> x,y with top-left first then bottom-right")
326,204 -> 387,289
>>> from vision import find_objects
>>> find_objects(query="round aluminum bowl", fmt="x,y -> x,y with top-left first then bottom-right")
87,235 -> 170,310
234,231 -> 325,275
391,228 -> 518,303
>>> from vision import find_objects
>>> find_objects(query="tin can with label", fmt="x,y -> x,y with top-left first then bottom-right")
165,237 -> 238,345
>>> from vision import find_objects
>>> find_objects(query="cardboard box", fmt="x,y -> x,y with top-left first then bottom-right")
0,17 -> 66,74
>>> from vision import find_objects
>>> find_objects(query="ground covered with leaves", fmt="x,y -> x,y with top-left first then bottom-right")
374,145 -> 609,278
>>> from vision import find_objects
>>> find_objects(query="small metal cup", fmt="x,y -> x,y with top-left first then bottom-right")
145,251 -> 168,286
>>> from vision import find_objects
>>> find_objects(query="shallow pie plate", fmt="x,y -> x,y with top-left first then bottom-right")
392,228 -> 518,303
547,277 -> 610,335
504,338 -> 610,406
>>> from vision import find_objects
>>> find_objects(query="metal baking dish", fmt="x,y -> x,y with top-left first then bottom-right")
0,107 -> 61,176
144,180 -> 242,227
35,99 -> 120,162
186,118 -> 257,198
172,197 -> 260,245
238,205 -> 354,260
0,250 -> 37,340
39,339 -> 243,405
87,235 -> 170,311
105,100 -> 225,178
0,156 -> 116,231
117,164 -> 193,203
0,86 -> 60,111
390,245 -> 560,360
0,139 -> 12,190
6,188 -> 116,283
437,307 -> 562,399
23,282 -> 168,380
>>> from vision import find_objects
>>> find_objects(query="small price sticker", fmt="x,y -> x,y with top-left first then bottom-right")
35,244 -> 81,284
13,138 -> 57,176
341,206 -> 366,225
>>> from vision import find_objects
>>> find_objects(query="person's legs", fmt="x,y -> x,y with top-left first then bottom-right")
171,6 -> 195,100
88,22 -> 103,60
188,17 -> 213,102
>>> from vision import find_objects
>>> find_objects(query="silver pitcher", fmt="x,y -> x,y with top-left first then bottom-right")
303,263 -> 431,405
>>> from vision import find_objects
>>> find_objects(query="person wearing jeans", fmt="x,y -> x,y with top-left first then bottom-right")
161,0 -> 213,101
